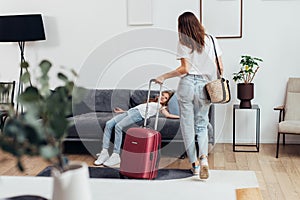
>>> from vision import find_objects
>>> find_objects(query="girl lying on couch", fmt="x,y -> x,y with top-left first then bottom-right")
94,90 -> 179,167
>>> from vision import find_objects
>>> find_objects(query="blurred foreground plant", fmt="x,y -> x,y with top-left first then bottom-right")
0,60 -> 86,172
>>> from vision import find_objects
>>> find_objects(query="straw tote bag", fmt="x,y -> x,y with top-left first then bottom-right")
205,35 -> 231,104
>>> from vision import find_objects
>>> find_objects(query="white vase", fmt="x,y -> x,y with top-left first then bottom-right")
52,161 -> 92,200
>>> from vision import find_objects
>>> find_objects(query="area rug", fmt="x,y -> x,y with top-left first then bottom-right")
37,166 -> 193,180
37,167 -> 259,189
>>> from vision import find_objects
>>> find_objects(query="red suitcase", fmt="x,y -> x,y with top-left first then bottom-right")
119,79 -> 162,180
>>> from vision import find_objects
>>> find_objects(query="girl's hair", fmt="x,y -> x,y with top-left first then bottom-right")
149,90 -> 174,106
178,12 -> 205,53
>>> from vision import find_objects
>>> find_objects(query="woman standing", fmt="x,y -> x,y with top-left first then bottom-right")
155,12 -> 224,179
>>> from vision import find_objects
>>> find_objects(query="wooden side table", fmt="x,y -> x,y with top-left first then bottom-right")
233,104 -> 260,152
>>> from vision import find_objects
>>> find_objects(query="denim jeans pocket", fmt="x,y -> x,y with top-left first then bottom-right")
177,83 -> 193,102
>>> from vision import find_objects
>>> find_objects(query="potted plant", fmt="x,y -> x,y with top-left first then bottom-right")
0,60 -> 90,200
233,55 -> 263,108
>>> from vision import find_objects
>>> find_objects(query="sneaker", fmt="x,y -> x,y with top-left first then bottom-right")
199,157 -> 209,179
103,153 -> 121,167
191,165 -> 200,175
94,149 -> 109,166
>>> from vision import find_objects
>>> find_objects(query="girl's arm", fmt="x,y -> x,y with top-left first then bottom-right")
155,58 -> 190,84
160,108 -> 180,119
114,107 -> 125,113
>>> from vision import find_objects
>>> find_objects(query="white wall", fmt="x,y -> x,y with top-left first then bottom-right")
1,0 -> 300,143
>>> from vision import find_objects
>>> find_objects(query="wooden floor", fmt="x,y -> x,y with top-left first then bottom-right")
0,143 -> 299,200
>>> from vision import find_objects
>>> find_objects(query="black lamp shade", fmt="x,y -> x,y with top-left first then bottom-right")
0,14 -> 45,42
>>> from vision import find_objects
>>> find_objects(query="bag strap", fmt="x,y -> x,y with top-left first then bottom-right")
209,35 -> 222,79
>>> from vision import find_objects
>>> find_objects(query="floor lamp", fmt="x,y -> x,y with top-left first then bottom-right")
0,14 -> 46,114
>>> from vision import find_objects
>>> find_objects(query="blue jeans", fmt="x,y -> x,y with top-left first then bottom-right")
102,108 -> 143,154
177,74 -> 211,163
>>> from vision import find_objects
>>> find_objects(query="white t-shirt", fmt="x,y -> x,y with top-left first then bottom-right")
135,102 -> 162,119
176,35 -> 223,81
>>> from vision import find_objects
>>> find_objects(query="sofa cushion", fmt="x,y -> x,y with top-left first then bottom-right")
67,112 -> 112,139
75,89 -> 131,113
72,99 -> 93,116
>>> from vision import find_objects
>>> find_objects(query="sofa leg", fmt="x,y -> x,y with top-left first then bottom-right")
276,132 -> 280,158
283,133 -> 286,145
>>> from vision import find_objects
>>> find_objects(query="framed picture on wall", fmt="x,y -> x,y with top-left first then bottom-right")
127,0 -> 153,26
200,0 -> 243,39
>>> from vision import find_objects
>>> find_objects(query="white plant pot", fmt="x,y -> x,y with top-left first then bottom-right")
52,161 -> 92,200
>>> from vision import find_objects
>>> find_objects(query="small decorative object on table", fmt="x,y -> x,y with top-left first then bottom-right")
233,55 -> 263,108
0,60 -> 90,200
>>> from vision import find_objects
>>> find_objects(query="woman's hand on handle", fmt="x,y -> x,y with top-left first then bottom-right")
155,76 -> 165,84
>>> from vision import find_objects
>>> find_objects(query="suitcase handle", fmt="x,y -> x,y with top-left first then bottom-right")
143,79 -> 163,130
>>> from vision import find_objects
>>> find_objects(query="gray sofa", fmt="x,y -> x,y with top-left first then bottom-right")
65,89 -> 215,156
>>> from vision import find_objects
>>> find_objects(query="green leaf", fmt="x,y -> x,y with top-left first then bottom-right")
49,116 -> 68,140
39,75 -> 50,97
40,145 -> 59,159
71,69 -> 78,77
20,61 -> 29,69
58,73 -> 68,82
66,82 -> 74,94
40,87 -> 50,98
24,125 -> 41,144
39,60 -> 52,75
3,118 -> 24,137
18,87 -> 40,103
254,57 -> 263,62
21,71 -> 31,84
